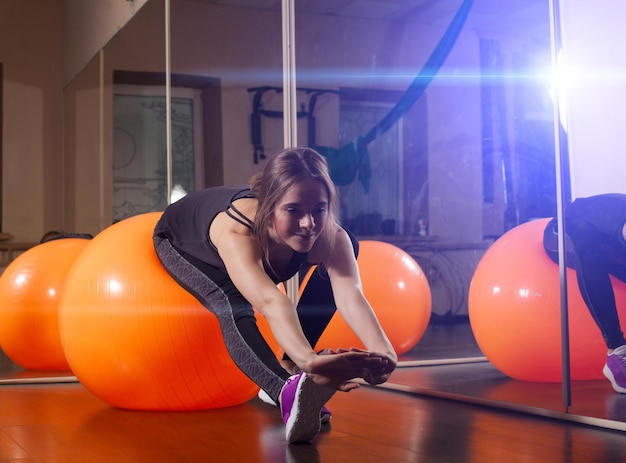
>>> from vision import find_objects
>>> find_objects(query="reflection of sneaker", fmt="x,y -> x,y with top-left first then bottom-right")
258,388 -> 332,423
603,345 -> 626,393
605,392 -> 626,421
280,373 -> 335,443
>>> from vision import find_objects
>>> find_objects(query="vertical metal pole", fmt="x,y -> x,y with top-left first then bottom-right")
282,0 -> 297,149
282,0 -> 300,303
0,64 -> 3,233
165,0 -> 173,204
99,49 -> 105,230
548,0 -> 571,410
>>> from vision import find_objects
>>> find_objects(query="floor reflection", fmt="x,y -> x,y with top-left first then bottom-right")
0,348 -> 76,384
388,321 -> 626,432
400,319 -> 483,362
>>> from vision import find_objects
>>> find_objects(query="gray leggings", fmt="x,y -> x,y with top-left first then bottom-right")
153,235 -> 286,401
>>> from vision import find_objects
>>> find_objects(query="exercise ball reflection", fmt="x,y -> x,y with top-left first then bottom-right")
314,240 -> 431,355
0,238 -> 89,371
59,212 -> 267,411
469,218 -> 626,382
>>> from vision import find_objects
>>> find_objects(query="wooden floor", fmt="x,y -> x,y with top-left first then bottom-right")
1,380 -> 626,462
2,322 -> 626,461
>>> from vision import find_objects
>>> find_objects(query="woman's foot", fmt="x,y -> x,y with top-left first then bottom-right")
257,388 -> 332,423
280,372 -> 335,443
603,345 -> 626,393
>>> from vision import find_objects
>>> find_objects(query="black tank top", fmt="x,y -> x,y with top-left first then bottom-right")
545,194 -> 626,244
154,185 -> 308,283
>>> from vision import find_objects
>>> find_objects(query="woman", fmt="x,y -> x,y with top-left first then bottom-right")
153,147 -> 397,443
543,193 -> 626,393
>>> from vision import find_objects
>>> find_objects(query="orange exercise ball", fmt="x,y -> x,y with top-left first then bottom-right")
468,218 -> 626,382
59,212 -> 276,411
313,240 -> 431,355
0,238 -> 90,370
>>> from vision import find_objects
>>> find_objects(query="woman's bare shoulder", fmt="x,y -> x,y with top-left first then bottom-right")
209,197 -> 258,247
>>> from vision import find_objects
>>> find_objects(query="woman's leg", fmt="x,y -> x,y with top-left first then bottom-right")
153,235 -> 287,402
567,222 -> 626,349
544,219 -> 626,349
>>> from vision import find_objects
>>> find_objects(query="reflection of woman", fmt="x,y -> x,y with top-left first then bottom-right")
543,193 -> 626,393
153,147 -> 397,443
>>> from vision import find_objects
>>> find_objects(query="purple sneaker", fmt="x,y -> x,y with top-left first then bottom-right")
258,388 -> 332,423
603,345 -> 626,393
280,372 -> 335,443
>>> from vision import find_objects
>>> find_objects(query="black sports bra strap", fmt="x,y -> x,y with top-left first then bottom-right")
225,207 -> 253,229
225,200 -> 254,230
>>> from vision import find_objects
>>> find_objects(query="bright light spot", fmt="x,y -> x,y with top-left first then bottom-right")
550,49 -> 569,130
171,184 -> 188,203
15,274 -> 28,287
109,279 -> 123,294
47,288 -> 57,298
397,280 -> 406,290
491,286 -> 501,295
518,288 -> 531,299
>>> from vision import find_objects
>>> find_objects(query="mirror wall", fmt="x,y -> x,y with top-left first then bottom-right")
63,0 -> 167,232
64,0 -> 286,232
6,0 -> 623,431
5,0 -> 555,384
293,0 -> 554,360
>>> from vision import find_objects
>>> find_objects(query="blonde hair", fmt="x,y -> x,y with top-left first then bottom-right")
250,147 -> 339,260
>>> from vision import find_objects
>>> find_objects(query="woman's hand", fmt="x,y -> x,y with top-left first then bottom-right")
306,348 -> 397,391
333,347 -> 397,385
352,350 -> 396,386
304,349 -> 390,391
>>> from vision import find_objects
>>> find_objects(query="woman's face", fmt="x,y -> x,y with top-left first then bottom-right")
271,177 -> 329,253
